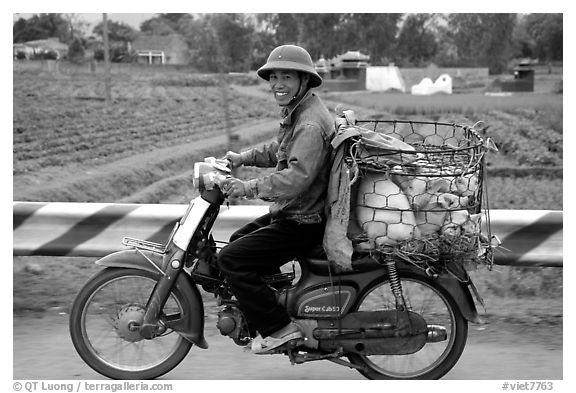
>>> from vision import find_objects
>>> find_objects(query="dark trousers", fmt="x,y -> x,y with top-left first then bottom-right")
217,213 -> 324,337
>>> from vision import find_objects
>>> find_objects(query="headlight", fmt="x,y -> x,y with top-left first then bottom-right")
193,162 -> 215,191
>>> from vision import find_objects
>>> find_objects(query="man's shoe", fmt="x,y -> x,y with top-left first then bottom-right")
251,331 -> 302,354
244,335 -> 263,352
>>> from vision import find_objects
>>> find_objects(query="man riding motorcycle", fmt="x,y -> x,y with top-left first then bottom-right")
218,44 -> 335,354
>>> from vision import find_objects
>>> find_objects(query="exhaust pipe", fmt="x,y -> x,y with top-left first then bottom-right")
427,325 -> 448,342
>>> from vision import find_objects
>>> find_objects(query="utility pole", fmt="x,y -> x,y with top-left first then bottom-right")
220,73 -> 240,205
219,62 -> 240,203
220,74 -> 237,152
214,32 -> 237,156
102,13 -> 112,106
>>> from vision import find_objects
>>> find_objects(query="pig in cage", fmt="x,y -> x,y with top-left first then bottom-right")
341,119 -> 497,278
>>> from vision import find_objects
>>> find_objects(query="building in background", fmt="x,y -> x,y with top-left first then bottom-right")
131,34 -> 189,65
13,38 -> 69,60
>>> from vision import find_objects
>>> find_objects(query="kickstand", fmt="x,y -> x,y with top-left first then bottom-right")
327,357 -> 366,371
287,348 -> 367,371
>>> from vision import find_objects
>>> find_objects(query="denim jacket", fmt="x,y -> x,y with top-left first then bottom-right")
240,90 -> 335,224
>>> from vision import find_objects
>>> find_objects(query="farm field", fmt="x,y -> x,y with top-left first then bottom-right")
13,66 -> 563,208
13,70 -> 282,203
13,65 -> 563,365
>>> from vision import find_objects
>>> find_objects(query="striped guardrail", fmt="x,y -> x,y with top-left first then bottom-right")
13,202 -> 562,267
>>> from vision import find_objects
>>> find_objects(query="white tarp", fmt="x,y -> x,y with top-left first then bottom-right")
411,74 -> 453,95
366,66 -> 406,92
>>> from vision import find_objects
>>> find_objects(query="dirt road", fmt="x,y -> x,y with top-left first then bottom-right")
12,216 -> 564,382
13,312 -> 562,380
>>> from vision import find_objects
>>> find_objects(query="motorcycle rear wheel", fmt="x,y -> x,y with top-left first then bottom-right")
347,271 -> 468,379
69,267 -> 193,379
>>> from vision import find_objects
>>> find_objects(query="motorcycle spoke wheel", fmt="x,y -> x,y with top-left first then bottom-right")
348,272 -> 467,379
70,268 -> 192,379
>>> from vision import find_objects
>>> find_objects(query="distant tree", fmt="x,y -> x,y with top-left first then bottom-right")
93,44 -> 135,63
447,13 -> 516,74
13,18 -> 32,42
178,16 -> 222,71
524,13 -> 562,61
62,13 -> 89,42
160,13 -> 193,28
91,19 -> 138,63
67,37 -> 86,63
250,29 -> 276,70
447,14 -> 485,67
140,17 -> 176,35
255,13 -> 402,64
430,14 -> 460,66
267,14 -> 301,47
483,14 -> 517,74
395,14 -> 438,67
210,14 -> 255,72
252,13 -> 300,63
512,14 -> 535,59
337,14 -> 402,65
295,13 -> 341,60
140,13 -> 197,36
179,14 -> 255,72
13,13 -> 69,43
92,20 -> 138,44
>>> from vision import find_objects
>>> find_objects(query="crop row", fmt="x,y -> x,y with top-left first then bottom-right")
13,76 -> 278,174
484,176 -> 562,210
482,109 -> 562,166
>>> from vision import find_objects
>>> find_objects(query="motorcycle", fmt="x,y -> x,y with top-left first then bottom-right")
69,156 -> 483,380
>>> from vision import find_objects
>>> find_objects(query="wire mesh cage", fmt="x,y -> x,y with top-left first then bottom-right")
344,119 -> 494,276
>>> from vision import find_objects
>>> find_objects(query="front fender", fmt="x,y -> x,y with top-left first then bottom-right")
96,248 -> 167,275
96,249 -> 208,349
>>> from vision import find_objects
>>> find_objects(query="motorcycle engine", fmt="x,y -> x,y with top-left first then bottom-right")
216,305 -> 251,346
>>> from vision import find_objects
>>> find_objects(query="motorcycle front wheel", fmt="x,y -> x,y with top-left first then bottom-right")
69,267 -> 193,379
347,270 -> 468,380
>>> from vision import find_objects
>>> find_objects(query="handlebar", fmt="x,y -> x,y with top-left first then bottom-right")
205,157 -> 232,173
193,157 -> 232,192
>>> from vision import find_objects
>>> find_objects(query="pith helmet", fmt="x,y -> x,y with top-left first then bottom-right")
257,45 -> 322,88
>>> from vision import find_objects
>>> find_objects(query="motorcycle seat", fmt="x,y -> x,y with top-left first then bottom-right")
301,244 -> 383,275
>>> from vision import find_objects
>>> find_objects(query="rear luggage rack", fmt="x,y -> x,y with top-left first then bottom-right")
122,237 -> 166,254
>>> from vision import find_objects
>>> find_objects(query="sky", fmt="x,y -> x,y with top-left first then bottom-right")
13,13 -> 158,32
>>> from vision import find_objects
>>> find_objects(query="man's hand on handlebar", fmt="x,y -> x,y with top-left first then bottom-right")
221,178 -> 253,199
224,151 -> 243,169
